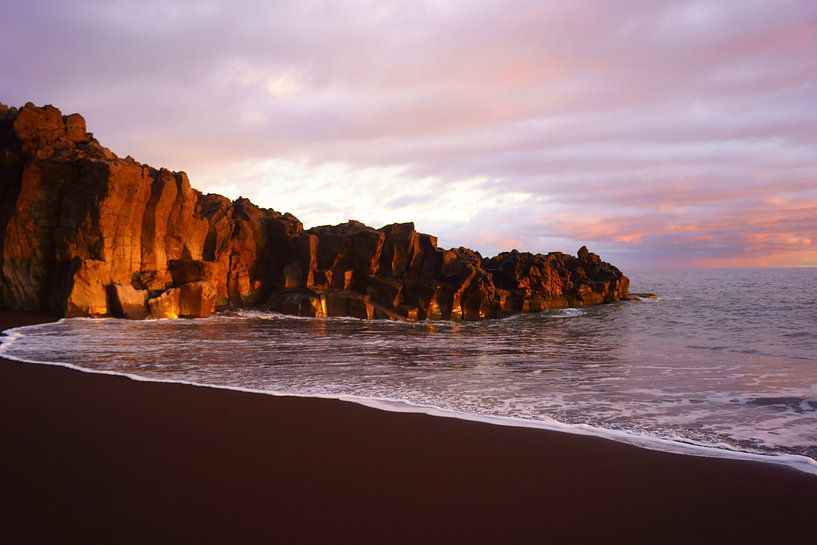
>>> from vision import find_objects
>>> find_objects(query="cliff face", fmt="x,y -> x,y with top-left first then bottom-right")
0,102 -> 629,320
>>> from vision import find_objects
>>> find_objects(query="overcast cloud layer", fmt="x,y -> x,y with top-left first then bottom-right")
3,0 -> 816,268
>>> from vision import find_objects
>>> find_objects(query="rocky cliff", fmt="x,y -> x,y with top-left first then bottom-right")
0,102 -> 629,320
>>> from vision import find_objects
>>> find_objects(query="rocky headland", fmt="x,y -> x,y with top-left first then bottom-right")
0,102 -> 629,320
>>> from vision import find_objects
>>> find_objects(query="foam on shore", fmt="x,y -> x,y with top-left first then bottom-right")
3,320 -> 816,478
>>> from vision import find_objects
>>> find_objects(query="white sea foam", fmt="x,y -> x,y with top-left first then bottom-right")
1,337 -> 815,477
3,321 -> 817,477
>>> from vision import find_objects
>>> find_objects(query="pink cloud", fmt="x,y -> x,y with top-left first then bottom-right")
2,0 -> 816,268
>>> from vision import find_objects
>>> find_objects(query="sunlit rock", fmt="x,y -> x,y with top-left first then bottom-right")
0,101 -> 630,321
64,259 -> 109,317
178,282 -> 216,318
107,283 -> 148,319
147,288 -> 180,319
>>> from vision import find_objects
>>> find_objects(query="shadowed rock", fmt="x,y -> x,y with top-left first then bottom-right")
0,102 -> 629,320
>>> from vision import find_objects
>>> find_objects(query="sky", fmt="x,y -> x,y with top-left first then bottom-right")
2,0 -> 816,269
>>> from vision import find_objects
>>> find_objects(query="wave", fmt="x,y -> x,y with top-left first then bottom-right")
2,320 -> 816,477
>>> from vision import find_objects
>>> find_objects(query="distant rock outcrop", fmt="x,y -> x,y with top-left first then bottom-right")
0,102 -> 629,320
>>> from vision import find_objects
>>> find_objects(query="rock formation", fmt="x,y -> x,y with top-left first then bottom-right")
0,102 -> 629,320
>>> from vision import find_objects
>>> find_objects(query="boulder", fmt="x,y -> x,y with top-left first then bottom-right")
147,288 -> 180,319
178,282 -> 216,318
64,259 -> 109,317
107,283 -> 148,319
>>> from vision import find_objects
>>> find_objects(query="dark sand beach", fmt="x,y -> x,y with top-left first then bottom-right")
2,311 -> 816,544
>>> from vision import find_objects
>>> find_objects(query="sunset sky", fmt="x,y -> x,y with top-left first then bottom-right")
2,0 -> 816,268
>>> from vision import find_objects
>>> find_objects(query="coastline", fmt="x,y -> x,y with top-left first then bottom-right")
2,312 -> 817,544
5,314 -> 817,477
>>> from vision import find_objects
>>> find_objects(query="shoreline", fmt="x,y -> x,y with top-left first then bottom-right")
2,311 -> 817,543
4,319 -> 817,477
4,313 -> 817,477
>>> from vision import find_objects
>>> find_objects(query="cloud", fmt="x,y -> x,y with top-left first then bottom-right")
193,158 -> 535,244
265,75 -> 300,97
2,0 -> 816,268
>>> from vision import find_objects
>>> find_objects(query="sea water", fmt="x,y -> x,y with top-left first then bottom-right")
2,268 -> 816,473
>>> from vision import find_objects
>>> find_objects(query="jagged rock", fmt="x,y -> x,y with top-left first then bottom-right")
168,259 -> 215,285
578,245 -> 601,266
178,282 -> 216,318
0,102 -> 630,321
306,220 -> 383,292
132,269 -> 172,292
378,222 -> 417,277
107,283 -> 148,319
64,259 -> 109,317
12,103 -> 69,150
64,114 -> 90,143
147,288 -> 180,319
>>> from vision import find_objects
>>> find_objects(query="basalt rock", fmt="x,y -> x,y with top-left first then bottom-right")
178,281 -> 216,318
107,283 -> 149,319
0,102 -> 629,320
147,288 -> 180,319
482,247 -> 629,312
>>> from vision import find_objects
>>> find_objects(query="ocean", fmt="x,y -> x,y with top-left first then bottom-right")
2,268 -> 816,474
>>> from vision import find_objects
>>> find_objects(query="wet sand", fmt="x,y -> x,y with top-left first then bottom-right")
1,311 -> 816,544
